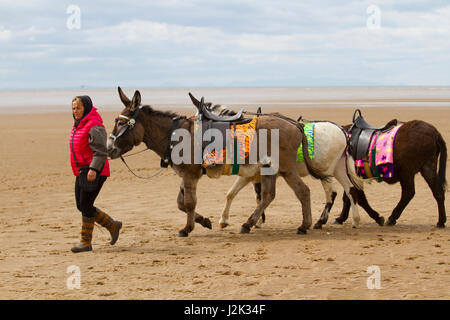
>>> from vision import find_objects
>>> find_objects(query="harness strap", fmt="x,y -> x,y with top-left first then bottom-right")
161,116 -> 181,168
368,135 -> 384,182
231,122 -> 240,175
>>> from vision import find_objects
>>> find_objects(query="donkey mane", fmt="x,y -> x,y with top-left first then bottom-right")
141,105 -> 187,120
204,105 -> 284,119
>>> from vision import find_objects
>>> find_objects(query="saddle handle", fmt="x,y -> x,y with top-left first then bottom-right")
199,97 -> 205,110
352,109 -> 362,123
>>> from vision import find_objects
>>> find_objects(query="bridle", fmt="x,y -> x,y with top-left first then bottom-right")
109,105 -> 181,179
109,106 -> 165,179
109,106 -> 143,145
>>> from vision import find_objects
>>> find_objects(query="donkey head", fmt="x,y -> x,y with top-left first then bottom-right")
107,87 -> 146,159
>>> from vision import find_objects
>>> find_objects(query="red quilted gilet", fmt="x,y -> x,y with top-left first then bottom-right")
69,107 -> 110,177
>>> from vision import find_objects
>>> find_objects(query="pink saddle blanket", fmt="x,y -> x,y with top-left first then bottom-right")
355,124 -> 403,179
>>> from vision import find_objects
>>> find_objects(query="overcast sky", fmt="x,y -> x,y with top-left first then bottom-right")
1,0 -> 449,89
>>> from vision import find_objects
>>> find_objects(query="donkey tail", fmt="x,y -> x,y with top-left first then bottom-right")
345,152 -> 364,190
300,125 -> 331,181
437,131 -> 447,192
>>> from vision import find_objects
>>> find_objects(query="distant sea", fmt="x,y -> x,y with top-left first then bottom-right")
1,87 -> 450,114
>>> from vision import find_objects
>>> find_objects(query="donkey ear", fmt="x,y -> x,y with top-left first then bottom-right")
188,92 -> 201,110
118,86 -> 131,107
130,90 -> 141,111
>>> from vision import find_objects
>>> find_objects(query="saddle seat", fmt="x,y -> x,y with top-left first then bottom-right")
201,104 -> 245,122
353,114 -> 398,131
349,109 -> 398,161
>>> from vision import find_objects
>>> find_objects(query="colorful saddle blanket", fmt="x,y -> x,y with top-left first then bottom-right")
297,122 -> 315,162
355,124 -> 402,180
202,116 -> 258,173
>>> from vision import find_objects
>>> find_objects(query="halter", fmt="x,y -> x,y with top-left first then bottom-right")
110,106 -> 157,179
109,107 -> 142,144
109,105 -> 182,177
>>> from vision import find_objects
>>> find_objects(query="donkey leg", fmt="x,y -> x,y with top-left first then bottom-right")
386,175 -> 415,226
177,186 -> 212,230
281,171 -> 312,234
219,176 -> 252,229
421,162 -> 446,228
333,160 -> 361,228
254,182 -> 266,228
334,192 -> 351,224
178,178 -> 199,237
314,179 -> 337,229
334,188 -> 384,226
349,188 -> 361,228
240,175 -> 276,234
354,188 -> 385,226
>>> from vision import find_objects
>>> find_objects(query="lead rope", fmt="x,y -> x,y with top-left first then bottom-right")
119,155 -> 165,180
122,148 -> 150,158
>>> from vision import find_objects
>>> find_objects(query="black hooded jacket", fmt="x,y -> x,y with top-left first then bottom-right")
73,95 -> 93,127
72,95 -> 108,172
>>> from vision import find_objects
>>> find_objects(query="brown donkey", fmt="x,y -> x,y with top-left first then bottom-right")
336,120 -> 447,228
107,87 -> 325,237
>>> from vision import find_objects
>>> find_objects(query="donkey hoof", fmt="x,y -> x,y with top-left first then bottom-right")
255,221 -> 264,229
333,219 -> 343,225
385,218 -> 396,226
313,223 -> 322,229
177,230 -> 189,237
203,218 -> 212,229
219,222 -> 229,229
437,222 -> 446,228
240,225 -> 251,234
296,227 -> 307,235
377,217 -> 385,226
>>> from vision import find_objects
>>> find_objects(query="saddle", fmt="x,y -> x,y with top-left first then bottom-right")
348,109 -> 398,160
197,97 -> 253,150
201,103 -> 245,122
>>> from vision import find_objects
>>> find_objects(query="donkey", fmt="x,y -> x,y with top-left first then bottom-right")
335,120 -> 447,228
107,87 -> 327,237
207,111 -> 372,230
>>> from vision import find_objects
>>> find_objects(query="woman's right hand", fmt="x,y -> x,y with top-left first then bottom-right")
87,169 -> 97,182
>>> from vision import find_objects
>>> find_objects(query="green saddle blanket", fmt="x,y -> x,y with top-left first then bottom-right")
297,122 -> 315,162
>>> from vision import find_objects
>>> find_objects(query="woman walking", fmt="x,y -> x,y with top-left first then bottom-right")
70,95 -> 122,253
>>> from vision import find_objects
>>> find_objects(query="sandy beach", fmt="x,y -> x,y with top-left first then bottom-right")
0,88 -> 449,299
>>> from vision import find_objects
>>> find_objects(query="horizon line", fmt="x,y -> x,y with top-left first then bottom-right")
1,85 -> 450,91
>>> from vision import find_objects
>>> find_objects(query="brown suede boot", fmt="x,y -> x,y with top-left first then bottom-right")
71,217 -> 95,253
95,208 -> 122,245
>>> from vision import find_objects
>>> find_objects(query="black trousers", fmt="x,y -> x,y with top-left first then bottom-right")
75,175 -> 107,218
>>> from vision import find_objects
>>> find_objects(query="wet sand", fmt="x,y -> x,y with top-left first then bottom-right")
0,101 -> 449,299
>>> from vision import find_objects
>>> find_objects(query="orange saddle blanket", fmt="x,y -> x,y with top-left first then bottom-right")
202,116 -> 258,170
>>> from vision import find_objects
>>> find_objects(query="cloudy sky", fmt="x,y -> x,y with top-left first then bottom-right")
0,0 -> 449,89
